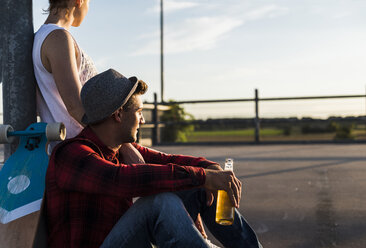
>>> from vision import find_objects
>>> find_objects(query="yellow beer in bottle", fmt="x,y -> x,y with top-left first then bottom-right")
215,158 -> 234,225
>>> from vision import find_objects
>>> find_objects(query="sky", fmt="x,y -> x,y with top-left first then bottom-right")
29,0 -> 366,118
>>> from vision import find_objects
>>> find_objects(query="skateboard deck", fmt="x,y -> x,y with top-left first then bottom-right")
0,122 -> 65,224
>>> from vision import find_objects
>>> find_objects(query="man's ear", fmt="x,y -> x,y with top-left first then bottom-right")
112,108 -> 124,123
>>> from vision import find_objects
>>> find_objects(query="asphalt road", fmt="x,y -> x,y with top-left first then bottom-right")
1,144 -> 365,247
157,144 -> 366,248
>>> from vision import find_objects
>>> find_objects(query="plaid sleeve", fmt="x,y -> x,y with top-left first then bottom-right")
52,142 -> 206,198
133,143 -> 218,168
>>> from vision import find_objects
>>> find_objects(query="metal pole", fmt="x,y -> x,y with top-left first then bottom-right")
1,0 -> 37,158
152,93 -> 158,146
254,89 -> 260,143
160,0 -> 164,103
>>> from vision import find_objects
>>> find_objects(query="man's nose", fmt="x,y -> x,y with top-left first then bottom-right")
140,114 -> 145,124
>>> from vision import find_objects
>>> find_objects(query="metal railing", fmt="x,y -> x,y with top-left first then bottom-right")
145,90 -> 366,145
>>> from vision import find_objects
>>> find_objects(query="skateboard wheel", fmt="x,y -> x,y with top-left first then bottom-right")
46,122 -> 66,141
0,124 -> 15,143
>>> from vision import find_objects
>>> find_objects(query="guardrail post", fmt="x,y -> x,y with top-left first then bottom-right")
254,89 -> 260,143
152,93 -> 158,146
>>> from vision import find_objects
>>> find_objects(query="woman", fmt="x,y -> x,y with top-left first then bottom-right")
33,0 -> 97,142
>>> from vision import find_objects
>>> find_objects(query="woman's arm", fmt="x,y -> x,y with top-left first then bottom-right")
41,29 -> 85,124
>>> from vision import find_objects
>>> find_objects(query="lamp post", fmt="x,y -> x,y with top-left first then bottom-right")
160,0 -> 164,103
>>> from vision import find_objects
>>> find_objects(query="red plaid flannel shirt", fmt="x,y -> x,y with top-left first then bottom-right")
46,127 -> 216,248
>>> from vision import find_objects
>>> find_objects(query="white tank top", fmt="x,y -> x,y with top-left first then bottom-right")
33,24 -> 97,139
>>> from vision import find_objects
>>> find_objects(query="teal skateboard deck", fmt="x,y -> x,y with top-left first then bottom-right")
0,122 -> 65,224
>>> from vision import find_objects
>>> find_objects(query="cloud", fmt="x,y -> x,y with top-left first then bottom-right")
148,0 -> 200,13
134,3 -> 288,56
309,3 -> 353,19
133,16 -> 243,55
167,17 -> 243,53
333,11 -> 351,19
243,4 -> 289,20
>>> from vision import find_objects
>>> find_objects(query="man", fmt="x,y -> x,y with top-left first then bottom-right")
46,68 -> 261,248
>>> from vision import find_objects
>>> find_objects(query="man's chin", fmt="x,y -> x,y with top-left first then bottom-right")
121,136 -> 136,144
130,135 -> 137,143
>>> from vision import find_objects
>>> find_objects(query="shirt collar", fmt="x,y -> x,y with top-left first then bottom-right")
78,126 -> 118,161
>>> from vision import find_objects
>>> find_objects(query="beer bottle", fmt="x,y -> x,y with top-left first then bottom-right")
215,158 -> 235,225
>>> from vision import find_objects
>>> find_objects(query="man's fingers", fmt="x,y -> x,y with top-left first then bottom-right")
226,182 -> 238,208
195,215 -> 207,239
227,174 -> 242,208
229,178 -> 241,208
232,178 -> 241,208
204,169 -> 244,208
234,178 -> 242,204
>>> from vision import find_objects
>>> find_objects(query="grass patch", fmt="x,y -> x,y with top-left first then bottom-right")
186,128 -> 283,142
184,127 -> 366,142
189,128 -> 282,137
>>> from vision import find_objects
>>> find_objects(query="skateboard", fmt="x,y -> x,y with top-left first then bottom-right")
0,122 -> 66,224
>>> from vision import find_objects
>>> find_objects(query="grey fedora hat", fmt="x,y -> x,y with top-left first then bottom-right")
81,68 -> 138,125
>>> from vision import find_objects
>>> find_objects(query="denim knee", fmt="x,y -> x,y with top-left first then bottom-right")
151,192 -> 184,211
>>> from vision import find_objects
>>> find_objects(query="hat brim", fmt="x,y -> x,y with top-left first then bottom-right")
119,76 -> 139,107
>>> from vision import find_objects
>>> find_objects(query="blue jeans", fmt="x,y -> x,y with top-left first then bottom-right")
100,189 -> 260,248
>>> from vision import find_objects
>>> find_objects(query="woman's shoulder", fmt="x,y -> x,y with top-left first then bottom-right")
45,28 -> 73,43
42,27 -> 76,53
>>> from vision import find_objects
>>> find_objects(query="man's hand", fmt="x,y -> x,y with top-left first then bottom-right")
206,164 -> 223,171
204,164 -> 222,206
204,169 -> 242,208
194,214 -> 207,239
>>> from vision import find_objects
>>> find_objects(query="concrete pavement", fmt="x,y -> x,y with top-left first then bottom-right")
157,144 -> 366,248
1,143 -> 365,247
